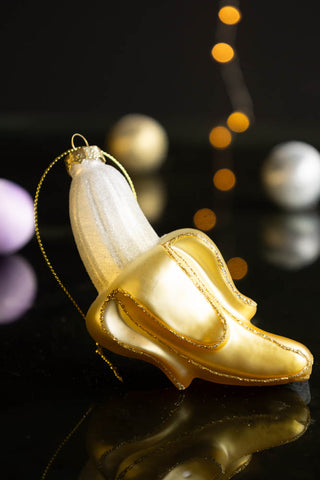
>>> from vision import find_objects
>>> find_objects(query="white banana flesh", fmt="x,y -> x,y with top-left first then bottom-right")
69,158 -> 159,293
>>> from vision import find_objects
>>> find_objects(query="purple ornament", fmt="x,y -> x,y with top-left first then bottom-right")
0,179 -> 34,255
0,255 -> 37,324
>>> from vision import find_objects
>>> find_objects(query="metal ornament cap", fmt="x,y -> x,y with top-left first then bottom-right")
65,145 -> 106,176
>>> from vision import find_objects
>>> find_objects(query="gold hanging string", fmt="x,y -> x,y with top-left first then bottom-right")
41,405 -> 94,480
95,342 -> 123,378
34,147 -> 86,318
33,136 -> 136,383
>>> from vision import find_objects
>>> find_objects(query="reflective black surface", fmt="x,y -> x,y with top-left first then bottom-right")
1,131 -> 320,479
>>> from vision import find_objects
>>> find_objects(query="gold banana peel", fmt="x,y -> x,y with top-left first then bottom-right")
87,229 -> 313,389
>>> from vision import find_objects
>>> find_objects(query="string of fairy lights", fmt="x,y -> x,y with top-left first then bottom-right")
193,1 -> 252,280
210,1 -> 253,150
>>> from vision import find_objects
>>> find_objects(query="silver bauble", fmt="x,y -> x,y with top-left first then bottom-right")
262,141 -> 320,210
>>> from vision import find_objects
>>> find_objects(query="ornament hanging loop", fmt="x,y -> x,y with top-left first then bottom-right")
71,133 -> 89,149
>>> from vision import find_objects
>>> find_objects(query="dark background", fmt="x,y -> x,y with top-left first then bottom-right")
1,0 -> 320,142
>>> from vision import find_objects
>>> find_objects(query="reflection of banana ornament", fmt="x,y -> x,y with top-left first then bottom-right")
81,383 -> 310,480
66,139 -> 313,389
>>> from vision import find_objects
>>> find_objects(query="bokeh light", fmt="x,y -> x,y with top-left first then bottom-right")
227,111 -> 250,132
193,208 -> 217,231
227,257 -> 248,280
218,6 -> 241,25
209,126 -> 232,149
213,169 -> 236,191
211,43 -> 235,63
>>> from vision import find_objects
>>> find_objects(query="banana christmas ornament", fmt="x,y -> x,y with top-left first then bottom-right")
35,134 -> 313,388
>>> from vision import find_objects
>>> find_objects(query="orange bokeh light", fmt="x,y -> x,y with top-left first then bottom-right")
193,208 -> 217,231
218,6 -> 241,25
227,257 -> 248,280
209,126 -> 232,149
213,168 -> 236,191
227,111 -> 250,133
211,43 -> 235,63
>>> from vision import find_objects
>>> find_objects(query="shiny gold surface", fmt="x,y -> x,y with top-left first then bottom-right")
82,383 -> 310,480
86,228 -> 313,389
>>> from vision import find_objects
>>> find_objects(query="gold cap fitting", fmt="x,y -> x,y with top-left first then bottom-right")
65,145 -> 106,176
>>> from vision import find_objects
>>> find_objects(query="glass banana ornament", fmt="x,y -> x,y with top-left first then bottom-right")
39,135 -> 313,389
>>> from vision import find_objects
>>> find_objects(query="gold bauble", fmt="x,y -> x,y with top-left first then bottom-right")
107,114 -> 168,173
